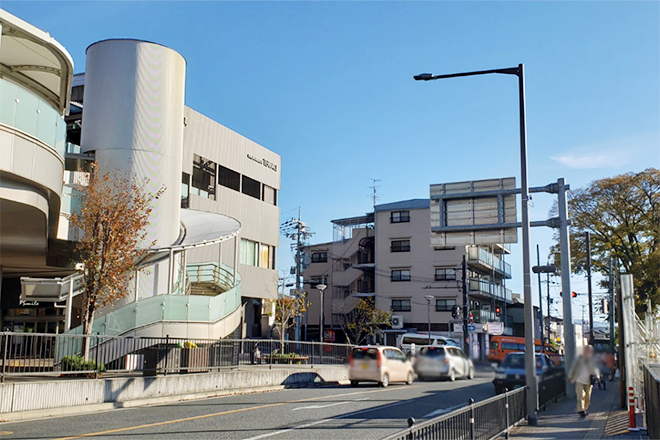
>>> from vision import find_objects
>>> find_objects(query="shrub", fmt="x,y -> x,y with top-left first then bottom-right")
61,354 -> 106,372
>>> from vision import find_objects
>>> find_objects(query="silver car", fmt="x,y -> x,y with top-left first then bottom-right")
415,345 -> 475,381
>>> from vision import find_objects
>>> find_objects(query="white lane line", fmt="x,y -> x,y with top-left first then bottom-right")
423,403 -> 465,419
291,397 -> 369,411
244,400 -> 409,440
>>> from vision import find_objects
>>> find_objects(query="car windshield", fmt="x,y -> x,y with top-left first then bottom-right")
419,346 -> 446,357
352,348 -> 379,360
502,354 -> 525,368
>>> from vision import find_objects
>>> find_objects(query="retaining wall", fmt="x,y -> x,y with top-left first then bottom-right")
0,366 -> 348,420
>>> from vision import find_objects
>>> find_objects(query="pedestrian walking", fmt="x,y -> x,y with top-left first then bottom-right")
605,351 -> 616,381
568,345 -> 600,417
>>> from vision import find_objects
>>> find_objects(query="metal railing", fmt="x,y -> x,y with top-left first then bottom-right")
383,388 -> 527,440
467,246 -> 512,278
643,363 -> 660,440
0,332 -> 352,381
538,370 -> 566,410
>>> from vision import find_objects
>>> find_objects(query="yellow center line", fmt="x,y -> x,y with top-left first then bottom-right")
53,385 -> 415,440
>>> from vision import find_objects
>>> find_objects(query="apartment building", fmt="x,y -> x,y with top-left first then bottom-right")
0,10 -> 279,339
303,199 -> 513,350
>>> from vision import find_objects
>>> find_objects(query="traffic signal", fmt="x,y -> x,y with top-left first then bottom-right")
495,306 -> 502,316
559,291 -> 579,298
451,305 -> 460,319
469,312 -> 474,324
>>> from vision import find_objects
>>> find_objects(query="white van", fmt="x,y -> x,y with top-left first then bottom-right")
397,333 -> 460,355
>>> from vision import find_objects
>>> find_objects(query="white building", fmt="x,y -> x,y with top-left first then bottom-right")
0,10 -> 280,339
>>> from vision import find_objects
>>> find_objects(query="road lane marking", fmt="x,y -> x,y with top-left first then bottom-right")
291,397 -> 369,411
423,403 -> 465,419
52,385 -> 416,439
244,400 -> 410,440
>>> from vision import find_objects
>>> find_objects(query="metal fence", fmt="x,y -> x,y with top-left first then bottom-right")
643,363 -> 660,440
0,332 -> 352,381
538,370 -> 566,410
383,388 -> 527,440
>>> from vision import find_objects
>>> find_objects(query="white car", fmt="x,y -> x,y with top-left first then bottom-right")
397,333 -> 460,355
348,346 -> 415,387
415,345 -> 475,381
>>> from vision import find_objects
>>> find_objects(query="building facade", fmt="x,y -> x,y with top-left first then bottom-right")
0,10 -> 280,340
303,199 -> 513,355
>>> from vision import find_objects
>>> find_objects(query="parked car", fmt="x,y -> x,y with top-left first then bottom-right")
488,336 -> 562,366
397,333 -> 460,355
415,345 -> 474,381
492,352 -> 555,394
348,346 -> 415,387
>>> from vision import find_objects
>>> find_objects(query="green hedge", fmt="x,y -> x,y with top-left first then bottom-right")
61,354 -> 106,372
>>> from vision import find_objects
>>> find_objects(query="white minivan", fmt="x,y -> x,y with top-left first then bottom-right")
397,333 -> 460,355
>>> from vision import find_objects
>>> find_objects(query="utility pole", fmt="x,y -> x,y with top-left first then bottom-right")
558,177 -> 576,398
462,256 -> 469,354
609,257 -> 615,354
547,268 -> 552,344
536,245 -> 544,351
586,232 -> 594,344
280,208 -> 314,341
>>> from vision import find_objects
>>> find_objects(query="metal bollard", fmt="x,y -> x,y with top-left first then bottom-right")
468,397 -> 475,440
504,388 -> 510,439
406,417 -> 415,440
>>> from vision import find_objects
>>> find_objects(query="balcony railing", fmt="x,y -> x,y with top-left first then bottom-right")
467,246 -> 512,278
469,278 -> 512,302
0,78 -> 67,158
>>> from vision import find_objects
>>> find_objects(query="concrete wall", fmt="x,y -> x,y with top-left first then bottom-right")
0,366 -> 348,420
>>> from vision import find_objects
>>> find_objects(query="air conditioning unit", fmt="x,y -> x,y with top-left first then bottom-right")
391,315 -> 404,329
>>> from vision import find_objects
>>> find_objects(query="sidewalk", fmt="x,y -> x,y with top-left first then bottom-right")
506,378 -> 648,440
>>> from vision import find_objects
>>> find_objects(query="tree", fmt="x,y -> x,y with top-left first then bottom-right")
549,168 -> 660,315
71,162 -> 164,354
273,293 -> 309,349
337,298 -> 391,345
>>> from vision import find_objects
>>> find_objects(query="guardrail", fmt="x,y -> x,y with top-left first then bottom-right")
643,363 -> 660,440
538,370 -> 566,410
384,388 -> 527,440
0,332 -> 352,381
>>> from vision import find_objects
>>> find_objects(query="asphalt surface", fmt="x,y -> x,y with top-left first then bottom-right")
0,365 -> 496,440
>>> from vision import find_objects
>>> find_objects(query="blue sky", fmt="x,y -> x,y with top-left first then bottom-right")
3,1 -> 658,323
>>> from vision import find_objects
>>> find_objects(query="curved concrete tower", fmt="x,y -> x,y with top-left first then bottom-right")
81,39 -> 186,248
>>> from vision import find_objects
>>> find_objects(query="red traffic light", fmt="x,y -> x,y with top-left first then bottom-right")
572,291 -> 578,298
495,307 -> 502,315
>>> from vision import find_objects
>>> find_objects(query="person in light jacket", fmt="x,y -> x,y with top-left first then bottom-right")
568,345 -> 600,417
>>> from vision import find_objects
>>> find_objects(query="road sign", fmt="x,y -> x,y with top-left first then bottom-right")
487,321 -> 505,336
430,177 -> 518,246
467,324 -> 476,332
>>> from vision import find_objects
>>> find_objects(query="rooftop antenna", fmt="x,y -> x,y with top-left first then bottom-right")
368,178 -> 382,209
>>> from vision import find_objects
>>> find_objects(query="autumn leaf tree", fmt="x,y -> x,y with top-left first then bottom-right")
273,293 -> 309,350
337,298 -> 391,345
71,162 -> 164,355
549,168 -> 660,314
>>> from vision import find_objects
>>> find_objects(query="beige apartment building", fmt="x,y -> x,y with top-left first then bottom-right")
303,199 -> 513,349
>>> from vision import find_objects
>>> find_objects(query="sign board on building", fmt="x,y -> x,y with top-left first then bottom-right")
487,321 -> 505,336
430,177 -> 518,246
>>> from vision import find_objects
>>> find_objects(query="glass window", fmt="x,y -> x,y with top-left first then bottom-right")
260,245 -> 270,269
390,240 -> 411,252
490,341 -> 499,349
435,299 -> 456,311
242,175 -> 261,199
391,299 -> 411,312
419,346 -> 446,357
241,239 -> 259,267
192,155 -> 216,200
262,184 -> 277,205
218,165 -> 240,191
311,252 -> 327,263
352,347 -> 379,360
181,172 -> 190,208
390,211 -> 410,223
435,268 -> 456,281
391,269 -> 411,282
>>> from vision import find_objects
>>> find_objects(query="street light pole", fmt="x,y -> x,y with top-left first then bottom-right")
414,64 -> 538,425
425,295 -> 434,345
317,283 -> 327,343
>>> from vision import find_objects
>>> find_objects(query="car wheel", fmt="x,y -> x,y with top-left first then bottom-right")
350,381 -> 359,387
406,372 -> 414,385
448,369 -> 456,382
380,373 -> 390,387
467,368 -> 475,380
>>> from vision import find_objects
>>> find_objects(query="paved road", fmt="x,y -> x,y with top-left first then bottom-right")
0,366 -> 495,440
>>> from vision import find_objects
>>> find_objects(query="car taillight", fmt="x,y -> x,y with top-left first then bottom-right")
349,351 -> 354,366
377,350 -> 382,367
444,358 -> 449,364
